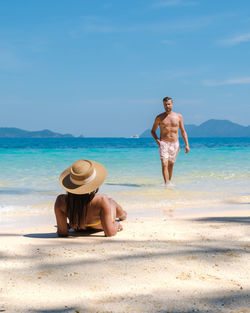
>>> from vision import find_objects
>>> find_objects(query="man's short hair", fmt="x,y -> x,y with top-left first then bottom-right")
163,97 -> 173,102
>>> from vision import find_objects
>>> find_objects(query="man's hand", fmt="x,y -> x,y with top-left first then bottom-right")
185,146 -> 190,153
156,139 -> 161,146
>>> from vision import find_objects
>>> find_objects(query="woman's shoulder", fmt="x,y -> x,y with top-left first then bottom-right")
55,194 -> 67,209
91,193 -> 110,206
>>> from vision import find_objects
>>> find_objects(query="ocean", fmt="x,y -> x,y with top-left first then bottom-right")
0,137 -> 249,217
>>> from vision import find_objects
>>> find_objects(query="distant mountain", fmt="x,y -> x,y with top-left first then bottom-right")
140,119 -> 250,137
0,127 -> 74,138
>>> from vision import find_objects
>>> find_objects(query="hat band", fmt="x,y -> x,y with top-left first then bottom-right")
70,169 -> 96,186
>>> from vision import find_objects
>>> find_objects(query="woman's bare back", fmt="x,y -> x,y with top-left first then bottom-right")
54,193 -> 127,237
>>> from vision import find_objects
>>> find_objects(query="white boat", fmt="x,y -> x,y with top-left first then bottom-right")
129,135 -> 139,138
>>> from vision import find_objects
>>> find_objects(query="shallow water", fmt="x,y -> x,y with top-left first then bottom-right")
0,137 -> 249,215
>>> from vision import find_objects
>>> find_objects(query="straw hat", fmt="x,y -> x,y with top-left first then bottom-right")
59,159 -> 107,194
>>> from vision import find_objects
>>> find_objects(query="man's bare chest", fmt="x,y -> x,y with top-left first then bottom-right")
160,115 -> 179,128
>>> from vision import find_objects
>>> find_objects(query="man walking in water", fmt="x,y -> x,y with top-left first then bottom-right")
151,97 -> 190,186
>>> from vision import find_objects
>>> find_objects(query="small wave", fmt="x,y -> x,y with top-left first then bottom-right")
0,202 -> 53,215
0,188 -> 36,195
226,195 -> 250,204
0,187 -> 58,195
190,170 -> 250,180
105,182 -> 155,187
0,181 -> 12,187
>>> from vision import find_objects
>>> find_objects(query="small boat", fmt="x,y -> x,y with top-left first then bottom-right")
129,135 -> 139,138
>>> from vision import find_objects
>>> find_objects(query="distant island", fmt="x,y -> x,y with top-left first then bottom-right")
140,119 -> 250,138
1,120 -> 250,138
0,127 -> 74,138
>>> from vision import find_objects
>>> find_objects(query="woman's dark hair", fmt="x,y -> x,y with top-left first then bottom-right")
66,189 -> 98,229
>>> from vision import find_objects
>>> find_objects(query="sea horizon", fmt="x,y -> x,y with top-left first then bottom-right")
1,119 -> 250,138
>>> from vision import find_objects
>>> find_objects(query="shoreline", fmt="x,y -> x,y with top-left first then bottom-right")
1,201 -> 249,231
1,207 -> 249,312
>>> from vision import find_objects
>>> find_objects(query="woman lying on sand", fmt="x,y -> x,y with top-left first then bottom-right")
54,159 -> 127,237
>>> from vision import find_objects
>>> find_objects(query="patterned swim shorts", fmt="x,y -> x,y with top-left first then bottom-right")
159,140 -> 180,163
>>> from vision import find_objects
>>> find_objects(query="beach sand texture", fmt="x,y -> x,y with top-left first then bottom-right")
1,210 -> 250,313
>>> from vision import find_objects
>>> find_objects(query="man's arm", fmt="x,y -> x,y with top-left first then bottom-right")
151,116 -> 160,146
179,114 -> 190,153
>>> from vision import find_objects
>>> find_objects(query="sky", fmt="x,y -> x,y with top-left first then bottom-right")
0,0 -> 250,137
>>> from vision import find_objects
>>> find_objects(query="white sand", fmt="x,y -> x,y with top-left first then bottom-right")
0,208 -> 250,313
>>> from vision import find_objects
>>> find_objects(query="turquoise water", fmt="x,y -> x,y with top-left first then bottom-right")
0,138 -> 249,215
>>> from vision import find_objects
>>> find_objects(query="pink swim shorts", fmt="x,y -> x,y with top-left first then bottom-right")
159,140 -> 180,163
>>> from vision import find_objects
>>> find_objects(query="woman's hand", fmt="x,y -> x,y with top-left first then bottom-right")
114,221 -> 123,232
119,211 -> 127,221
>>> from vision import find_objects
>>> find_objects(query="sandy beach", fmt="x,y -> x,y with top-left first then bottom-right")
1,207 -> 249,313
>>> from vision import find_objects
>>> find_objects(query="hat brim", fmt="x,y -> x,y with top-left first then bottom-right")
59,160 -> 107,194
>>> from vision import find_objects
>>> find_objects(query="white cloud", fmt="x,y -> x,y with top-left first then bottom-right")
220,33 -> 250,46
69,12 -> 236,39
203,77 -> 250,86
70,14 -> 218,37
153,0 -> 197,7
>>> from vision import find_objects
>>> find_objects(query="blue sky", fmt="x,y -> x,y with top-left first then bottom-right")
0,0 -> 250,137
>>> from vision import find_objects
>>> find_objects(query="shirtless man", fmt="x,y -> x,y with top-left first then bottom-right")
151,97 -> 190,185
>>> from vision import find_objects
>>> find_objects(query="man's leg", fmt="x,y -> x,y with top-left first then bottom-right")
168,161 -> 175,181
161,159 -> 170,184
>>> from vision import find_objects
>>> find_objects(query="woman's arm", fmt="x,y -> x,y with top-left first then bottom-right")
54,195 -> 68,237
99,195 -> 121,237
109,198 -> 127,221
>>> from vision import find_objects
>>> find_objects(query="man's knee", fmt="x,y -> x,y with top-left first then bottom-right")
168,161 -> 174,168
161,159 -> 168,167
